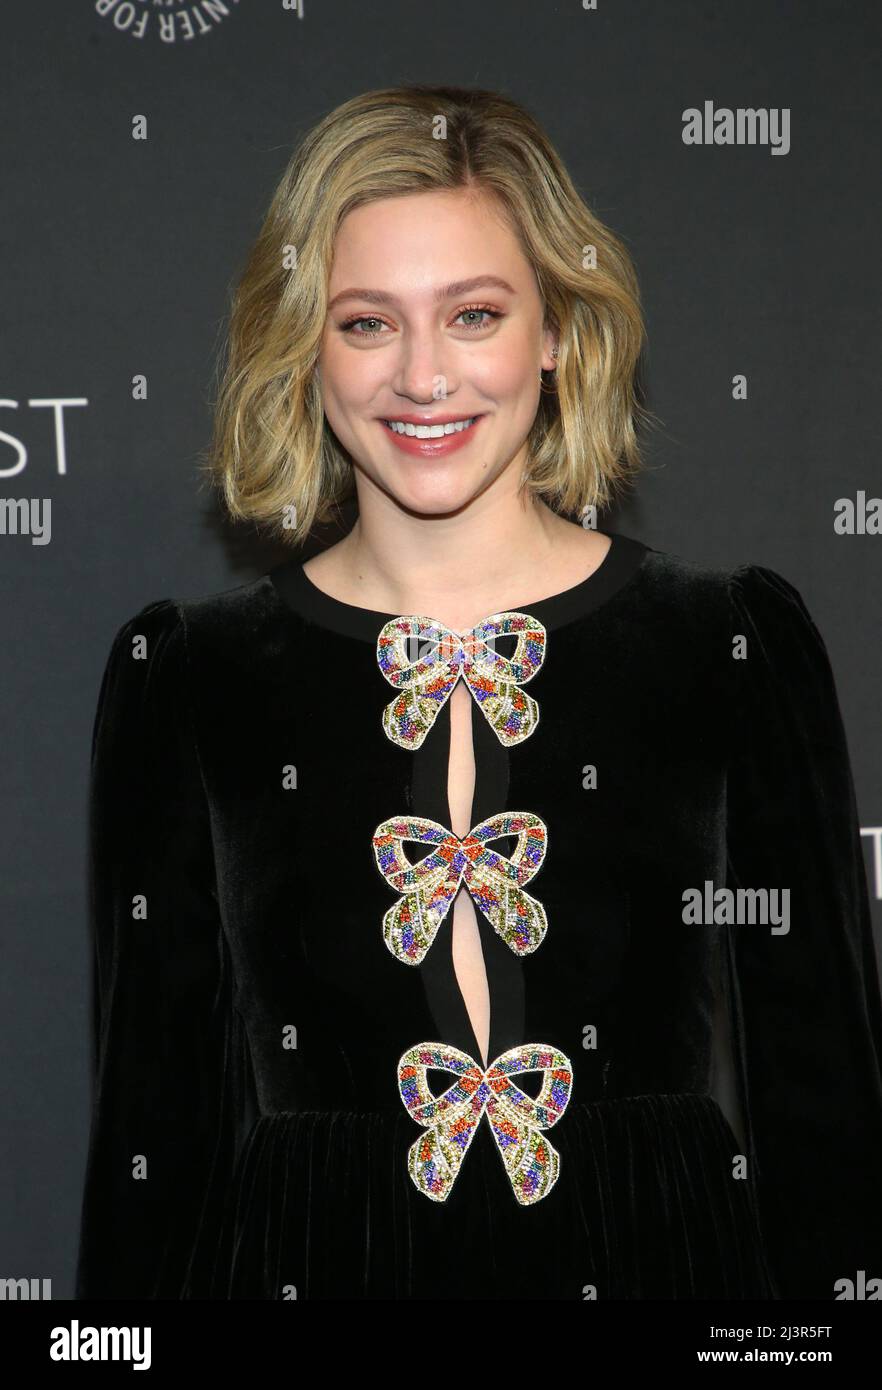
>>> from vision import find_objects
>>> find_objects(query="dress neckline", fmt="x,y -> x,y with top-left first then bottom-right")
268,529 -> 650,641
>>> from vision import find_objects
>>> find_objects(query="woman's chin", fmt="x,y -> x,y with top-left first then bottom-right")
386,480 -> 490,519
373,460 -> 504,518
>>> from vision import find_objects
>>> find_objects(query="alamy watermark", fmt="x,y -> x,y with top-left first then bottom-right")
682,880 -> 790,934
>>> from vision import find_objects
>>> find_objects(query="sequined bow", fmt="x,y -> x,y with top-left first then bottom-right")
376,611 -> 546,749
372,812 -> 548,963
398,1041 -> 573,1204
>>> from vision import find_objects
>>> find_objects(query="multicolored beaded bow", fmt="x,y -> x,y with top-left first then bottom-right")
376,611 -> 546,749
398,1041 -> 573,1205
372,811 -> 548,963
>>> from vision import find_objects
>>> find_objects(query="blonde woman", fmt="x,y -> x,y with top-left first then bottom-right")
75,85 -> 882,1301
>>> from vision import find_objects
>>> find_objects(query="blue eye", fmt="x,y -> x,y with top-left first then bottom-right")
341,316 -> 387,336
455,308 -> 501,330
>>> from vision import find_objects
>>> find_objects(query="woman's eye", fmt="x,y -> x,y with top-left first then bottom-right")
340,307 -> 501,337
341,316 -> 388,336
454,308 -> 500,330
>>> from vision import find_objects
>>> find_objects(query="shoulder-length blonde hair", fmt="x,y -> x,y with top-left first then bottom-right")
203,84 -> 650,547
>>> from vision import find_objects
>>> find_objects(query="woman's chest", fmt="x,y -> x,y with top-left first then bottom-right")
193,618 -> 727,1057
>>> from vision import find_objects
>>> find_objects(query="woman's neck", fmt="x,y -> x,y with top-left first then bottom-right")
303,481 -> 611,630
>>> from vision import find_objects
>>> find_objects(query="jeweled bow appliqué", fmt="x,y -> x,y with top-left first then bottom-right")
372,812 -> 548,963
376,611 -> 546,749
398,1041 -> 573,1204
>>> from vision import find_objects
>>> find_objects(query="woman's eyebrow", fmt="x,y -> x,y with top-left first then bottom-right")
327,275 -> 517,312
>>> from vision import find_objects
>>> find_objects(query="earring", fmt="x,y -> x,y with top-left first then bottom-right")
540,346 -> 560,378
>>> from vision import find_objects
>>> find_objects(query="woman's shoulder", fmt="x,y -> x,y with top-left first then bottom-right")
635,534 -> 788,589
92,571 -> 297,709
631,536 -> 808,619
109,567 -> 291,647
627,539 -> 835,713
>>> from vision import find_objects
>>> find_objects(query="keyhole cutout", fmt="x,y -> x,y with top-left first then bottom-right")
710,942 -> 747,1151
447,680 -> 491,1067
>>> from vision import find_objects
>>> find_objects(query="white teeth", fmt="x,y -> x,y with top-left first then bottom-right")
383,417 -> 476,437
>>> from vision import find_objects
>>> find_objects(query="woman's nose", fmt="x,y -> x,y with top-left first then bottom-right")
393,336 -> 453,403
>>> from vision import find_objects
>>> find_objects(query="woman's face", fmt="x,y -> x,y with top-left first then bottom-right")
317,187 -> 557,517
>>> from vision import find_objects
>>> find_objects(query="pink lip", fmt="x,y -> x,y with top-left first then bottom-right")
378,415 -> 484,458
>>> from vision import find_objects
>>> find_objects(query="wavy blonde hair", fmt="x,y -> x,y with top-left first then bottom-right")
203,84 -> 651,546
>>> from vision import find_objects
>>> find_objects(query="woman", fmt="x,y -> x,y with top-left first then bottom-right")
75,84 -> 882,1300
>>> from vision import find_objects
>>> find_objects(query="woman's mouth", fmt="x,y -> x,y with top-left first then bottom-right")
379,414 -> 483,457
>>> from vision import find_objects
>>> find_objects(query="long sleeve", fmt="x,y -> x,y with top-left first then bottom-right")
722,563 -> 882,1299
75,599 -> 253,1299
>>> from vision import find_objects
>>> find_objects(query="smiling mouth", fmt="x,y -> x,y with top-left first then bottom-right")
381,416 -> 480,438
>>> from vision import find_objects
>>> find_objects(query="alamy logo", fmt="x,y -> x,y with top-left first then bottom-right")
50,1320 -> 151,1370
833,491 -> 881,534
682,102 -> 790,156
0,1276 -> 51,1299
833,1270 -> 881,1299
0,499 -> 52,545
682,880 -> 790,934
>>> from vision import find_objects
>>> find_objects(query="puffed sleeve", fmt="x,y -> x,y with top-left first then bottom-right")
75,599 -> 253,1299
722,563 -> 882,1300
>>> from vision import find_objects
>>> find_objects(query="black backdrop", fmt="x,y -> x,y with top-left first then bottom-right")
1,0 -> 879,1297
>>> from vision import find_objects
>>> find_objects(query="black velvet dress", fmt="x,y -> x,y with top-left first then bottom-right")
74,531 -> 882,1300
